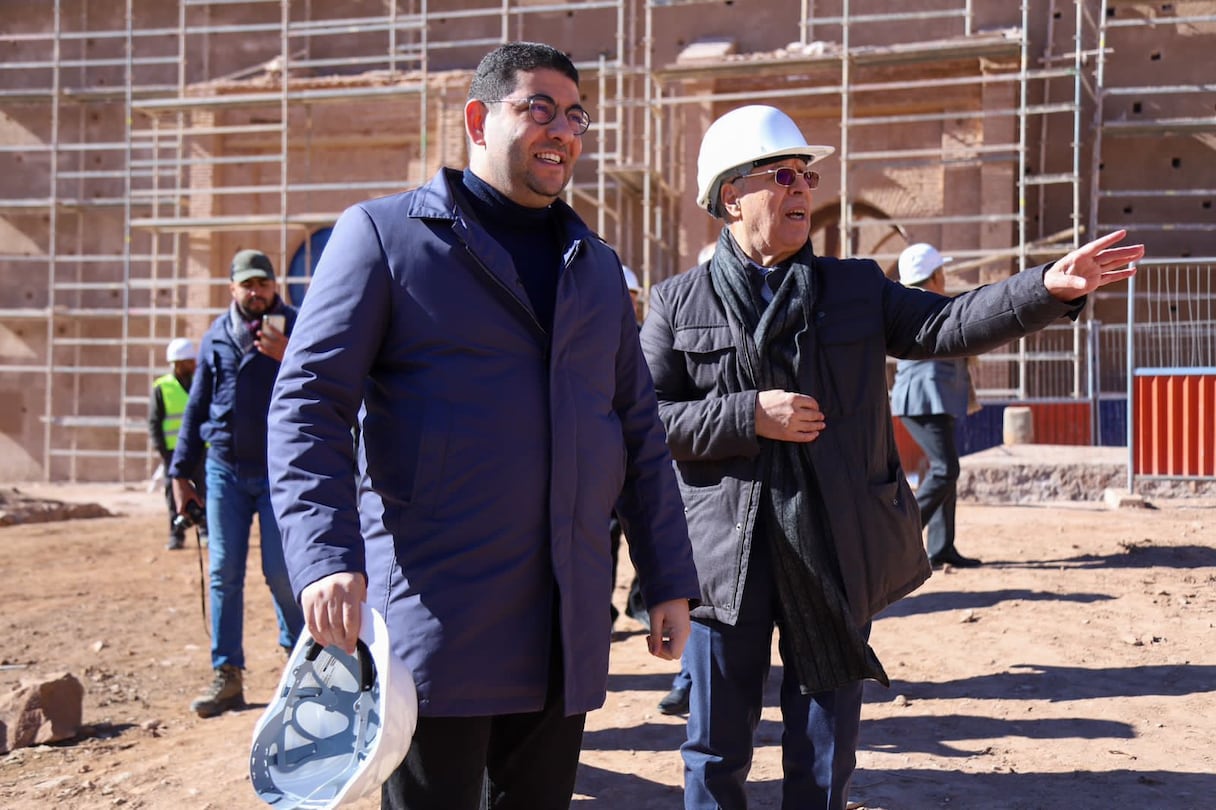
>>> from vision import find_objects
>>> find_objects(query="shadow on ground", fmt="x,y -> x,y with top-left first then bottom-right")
879,587 -> 1113,619
874,663 -> 1216,703
852,767 -> 1216,810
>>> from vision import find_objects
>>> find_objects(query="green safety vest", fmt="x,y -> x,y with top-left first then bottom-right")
154,373 -> 190,451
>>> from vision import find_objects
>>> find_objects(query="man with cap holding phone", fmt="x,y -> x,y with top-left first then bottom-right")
169,247 -> 304,718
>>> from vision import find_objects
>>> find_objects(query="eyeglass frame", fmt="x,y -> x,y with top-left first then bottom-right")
733,165 -> 820,190
480,93 -> 592,136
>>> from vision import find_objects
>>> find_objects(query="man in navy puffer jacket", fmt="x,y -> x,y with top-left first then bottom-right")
170,248 -> 304,719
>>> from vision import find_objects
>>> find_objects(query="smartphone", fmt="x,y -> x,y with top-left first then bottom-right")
262,314 -> 286,333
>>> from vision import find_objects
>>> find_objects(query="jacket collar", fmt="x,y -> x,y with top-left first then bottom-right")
406,168 -> 596,245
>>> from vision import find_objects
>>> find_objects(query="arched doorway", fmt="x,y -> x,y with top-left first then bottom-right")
286,227 -> 334,306
809,201 -> 909,279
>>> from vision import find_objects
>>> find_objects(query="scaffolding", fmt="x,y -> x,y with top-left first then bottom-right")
1,0 -> 642,483
1,0 -> 1212,481
642,0 -> 1101,413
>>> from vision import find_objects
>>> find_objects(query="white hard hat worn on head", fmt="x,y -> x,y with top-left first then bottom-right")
621,265 -> 641,292
696,105 -> 835,218
250,604 -> 417,809
899,243 -> 953,286
166,337 -> 196,363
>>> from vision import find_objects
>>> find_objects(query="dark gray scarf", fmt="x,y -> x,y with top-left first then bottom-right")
709,230 -> 887,693
227,299 -> 285,356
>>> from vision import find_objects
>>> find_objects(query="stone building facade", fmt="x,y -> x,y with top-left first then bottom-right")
1,0 -> 1212,481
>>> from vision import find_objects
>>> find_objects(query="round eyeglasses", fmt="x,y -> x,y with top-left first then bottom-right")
735,166 -> 820,190
483,93 -> 592,136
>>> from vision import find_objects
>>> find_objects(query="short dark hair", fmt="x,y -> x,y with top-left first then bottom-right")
468,42 -> 579,102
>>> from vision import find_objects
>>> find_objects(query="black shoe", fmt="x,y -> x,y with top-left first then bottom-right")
930,549 -> 982,569
658,684 -> 690,715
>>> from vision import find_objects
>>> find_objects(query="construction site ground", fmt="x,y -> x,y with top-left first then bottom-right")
1,462 -> 1214,810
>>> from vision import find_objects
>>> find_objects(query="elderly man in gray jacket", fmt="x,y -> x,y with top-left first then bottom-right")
640,103 -> 1142,810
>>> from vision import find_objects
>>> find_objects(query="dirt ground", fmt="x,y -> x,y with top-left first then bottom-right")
1,482 -> 1213,810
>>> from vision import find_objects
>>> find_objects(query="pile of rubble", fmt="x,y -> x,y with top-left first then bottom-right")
0,487 -> 111,527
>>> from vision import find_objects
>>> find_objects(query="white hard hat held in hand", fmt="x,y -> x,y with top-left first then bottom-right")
249,603 -> 417,809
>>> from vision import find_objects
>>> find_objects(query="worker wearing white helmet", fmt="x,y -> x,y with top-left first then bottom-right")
149,337 -> 204,550
639,103 -> 1142,810
621,265 -> 645,326
621,264 -> 641,293
891,243 -> 984,570
897,242 -> 951,286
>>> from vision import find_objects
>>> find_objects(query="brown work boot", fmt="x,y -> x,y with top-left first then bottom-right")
189,664 -> 244,718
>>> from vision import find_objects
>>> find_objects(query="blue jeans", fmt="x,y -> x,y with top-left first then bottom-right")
682,536 -> 864,810
205,457 -> 303,669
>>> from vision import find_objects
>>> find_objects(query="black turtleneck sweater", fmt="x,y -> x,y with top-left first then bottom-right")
458,169 -> 565,333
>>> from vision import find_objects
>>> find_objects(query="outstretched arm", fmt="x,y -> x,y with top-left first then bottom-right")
1043,230 -> 1144,302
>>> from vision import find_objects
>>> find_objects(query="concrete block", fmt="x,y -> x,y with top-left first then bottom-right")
1103,487 -> 1147,509
1003,406 -> 1034,445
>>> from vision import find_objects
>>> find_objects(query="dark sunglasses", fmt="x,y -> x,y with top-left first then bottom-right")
483,93 -> 592,136
736,166 -> 820,190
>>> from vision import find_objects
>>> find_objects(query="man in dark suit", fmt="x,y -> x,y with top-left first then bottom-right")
267,42 -> 698,810
890,243 -> 982,569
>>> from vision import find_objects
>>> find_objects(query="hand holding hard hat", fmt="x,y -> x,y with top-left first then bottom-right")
250,603 -> 417,809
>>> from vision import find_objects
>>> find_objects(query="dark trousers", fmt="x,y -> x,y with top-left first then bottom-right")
381,644 -> 586,810
900,413 -> 960,558
608,514 -> 647,625
681,536 -> 864,810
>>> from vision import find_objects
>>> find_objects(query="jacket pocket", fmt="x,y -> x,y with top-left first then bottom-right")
678,480 -> 744,613
867,472 -> 917,522
857,471 -> 926,614
673,324 -> 737,393
672,324 -> 735,354
364,396 -> 450,515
